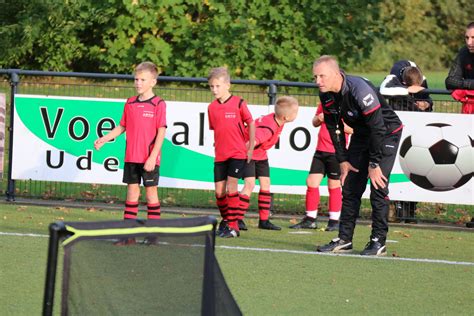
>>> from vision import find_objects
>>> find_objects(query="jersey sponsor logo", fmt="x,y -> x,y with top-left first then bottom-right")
225,112 -> 236,119
363,93 -> 375,107
143,110 -> 154,118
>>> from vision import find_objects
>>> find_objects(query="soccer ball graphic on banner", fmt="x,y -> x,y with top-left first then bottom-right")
398,123 -> 473,192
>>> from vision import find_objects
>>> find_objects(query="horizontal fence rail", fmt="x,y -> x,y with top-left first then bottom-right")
0,69 -> 472,225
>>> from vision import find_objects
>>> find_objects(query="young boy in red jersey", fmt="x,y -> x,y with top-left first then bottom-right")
290,104 -> 352,231
208,67 -> 255,238
238,96 -> 299,230
94,62 -> 166,238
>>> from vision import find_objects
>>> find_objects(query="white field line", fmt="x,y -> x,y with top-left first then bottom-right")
1,231 -> 473,266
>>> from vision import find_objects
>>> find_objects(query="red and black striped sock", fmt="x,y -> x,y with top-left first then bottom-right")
216,194 -> 228,221
147,202 -> 161,220
227,192 -> 240,231
124,201 -> 139,220
258,190 -> 271,221
237,194 -> 250,221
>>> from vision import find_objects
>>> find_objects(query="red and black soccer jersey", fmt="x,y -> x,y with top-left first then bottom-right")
314,105 -> 350,153
315,105 -> 335,153
208,95 -> 253,162
120,95 -> 167,165
253,113 -> 284,161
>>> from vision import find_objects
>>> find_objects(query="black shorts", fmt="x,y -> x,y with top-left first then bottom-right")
122,162 -> 160,187
242,160 -> 270,178
309,151 -> 340,180
214,158 -> 246,182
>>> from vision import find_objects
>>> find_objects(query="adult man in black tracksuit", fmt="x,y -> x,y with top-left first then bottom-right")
314,55 -> 403,256
445,22 -> 474,91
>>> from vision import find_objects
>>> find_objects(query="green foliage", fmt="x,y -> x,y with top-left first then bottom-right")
354,0 -> 474,71
0,0 -> 381,80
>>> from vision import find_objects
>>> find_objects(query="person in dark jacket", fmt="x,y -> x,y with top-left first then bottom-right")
445,22 -> 474,91
313,55 -> 403,256
380,60 -> 433,223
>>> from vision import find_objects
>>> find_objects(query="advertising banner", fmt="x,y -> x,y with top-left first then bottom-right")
12,95 -> 473,204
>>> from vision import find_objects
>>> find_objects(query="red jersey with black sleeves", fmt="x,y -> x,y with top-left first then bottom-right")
119,95 -> 167,165
208,95 -> 253,162
321,73 -> 402,164
253,113 -> 284,161
315,105 -> 336,153
315,105 -> 350,153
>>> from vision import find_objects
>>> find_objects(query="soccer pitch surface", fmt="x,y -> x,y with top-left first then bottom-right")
0,204 -> 473,315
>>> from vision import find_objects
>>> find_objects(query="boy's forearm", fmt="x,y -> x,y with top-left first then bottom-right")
248,122 -> 256,150
102,125 -> 125,141
148,127 -> 166,159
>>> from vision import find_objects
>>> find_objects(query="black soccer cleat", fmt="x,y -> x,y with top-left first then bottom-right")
360,238 -> 387,256
258,220 -> 281,230
219,226 -> 240,238
238,219 -> 248,231
113,238 -> 136,246
316,238 -> 352,253
289,216 -> 317,229
216,220 -> 227,235
325,220 -> 339,232
142,236 -> 159,245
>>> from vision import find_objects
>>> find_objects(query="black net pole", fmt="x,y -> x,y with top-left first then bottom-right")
42,222 -> 64,316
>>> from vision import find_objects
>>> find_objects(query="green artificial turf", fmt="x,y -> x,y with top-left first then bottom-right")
0,203 -> 473,315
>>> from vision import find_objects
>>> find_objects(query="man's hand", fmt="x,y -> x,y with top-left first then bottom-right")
368,165 -> 387,189
415,101 -> 430,111
340,161 -> 359,186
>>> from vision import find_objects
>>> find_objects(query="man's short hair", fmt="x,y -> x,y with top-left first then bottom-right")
402,66 -> 423,86
135,62 -> 159,77
275,96 -> 298,117
208,67 -> 231,82
313,55 -> 340,70
466,22 -> 474,29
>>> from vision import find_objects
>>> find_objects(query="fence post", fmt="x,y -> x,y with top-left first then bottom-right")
267,82 -> 277,105
6,71 -> 19,201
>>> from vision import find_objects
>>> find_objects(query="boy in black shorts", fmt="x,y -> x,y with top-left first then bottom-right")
290,102 -> 352,231
208,67 -> 255,238
239,96 -> 299,230
94,62 -> 167,243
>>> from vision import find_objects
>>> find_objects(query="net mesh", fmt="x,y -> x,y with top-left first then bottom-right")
51,217 -> 240,315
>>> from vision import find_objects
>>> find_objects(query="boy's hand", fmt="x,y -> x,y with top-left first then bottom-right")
94,138 -> 105,150
247,149 -> 253,163
143,157 -> 156,172
415,101 -> 430,111
407,85 -> 425,94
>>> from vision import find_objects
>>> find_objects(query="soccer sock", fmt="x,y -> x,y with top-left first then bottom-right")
227,192 -> 240,230
215,195 -> 228,221
124,201 -> 139,220
328,187 -> 342,221
147,202 -> 161,220
305,186 -> 320,219
258,190 -> 271,221
238,194 -> 250,221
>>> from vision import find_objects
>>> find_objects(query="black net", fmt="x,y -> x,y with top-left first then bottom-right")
44,216 -> 241,316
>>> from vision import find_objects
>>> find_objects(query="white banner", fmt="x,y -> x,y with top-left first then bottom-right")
12,95 -> 473,205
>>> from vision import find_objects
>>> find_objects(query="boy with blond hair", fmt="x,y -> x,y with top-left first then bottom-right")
208,67 -> 255,238
94,62 -> 167,244
238,96 -> 299,230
